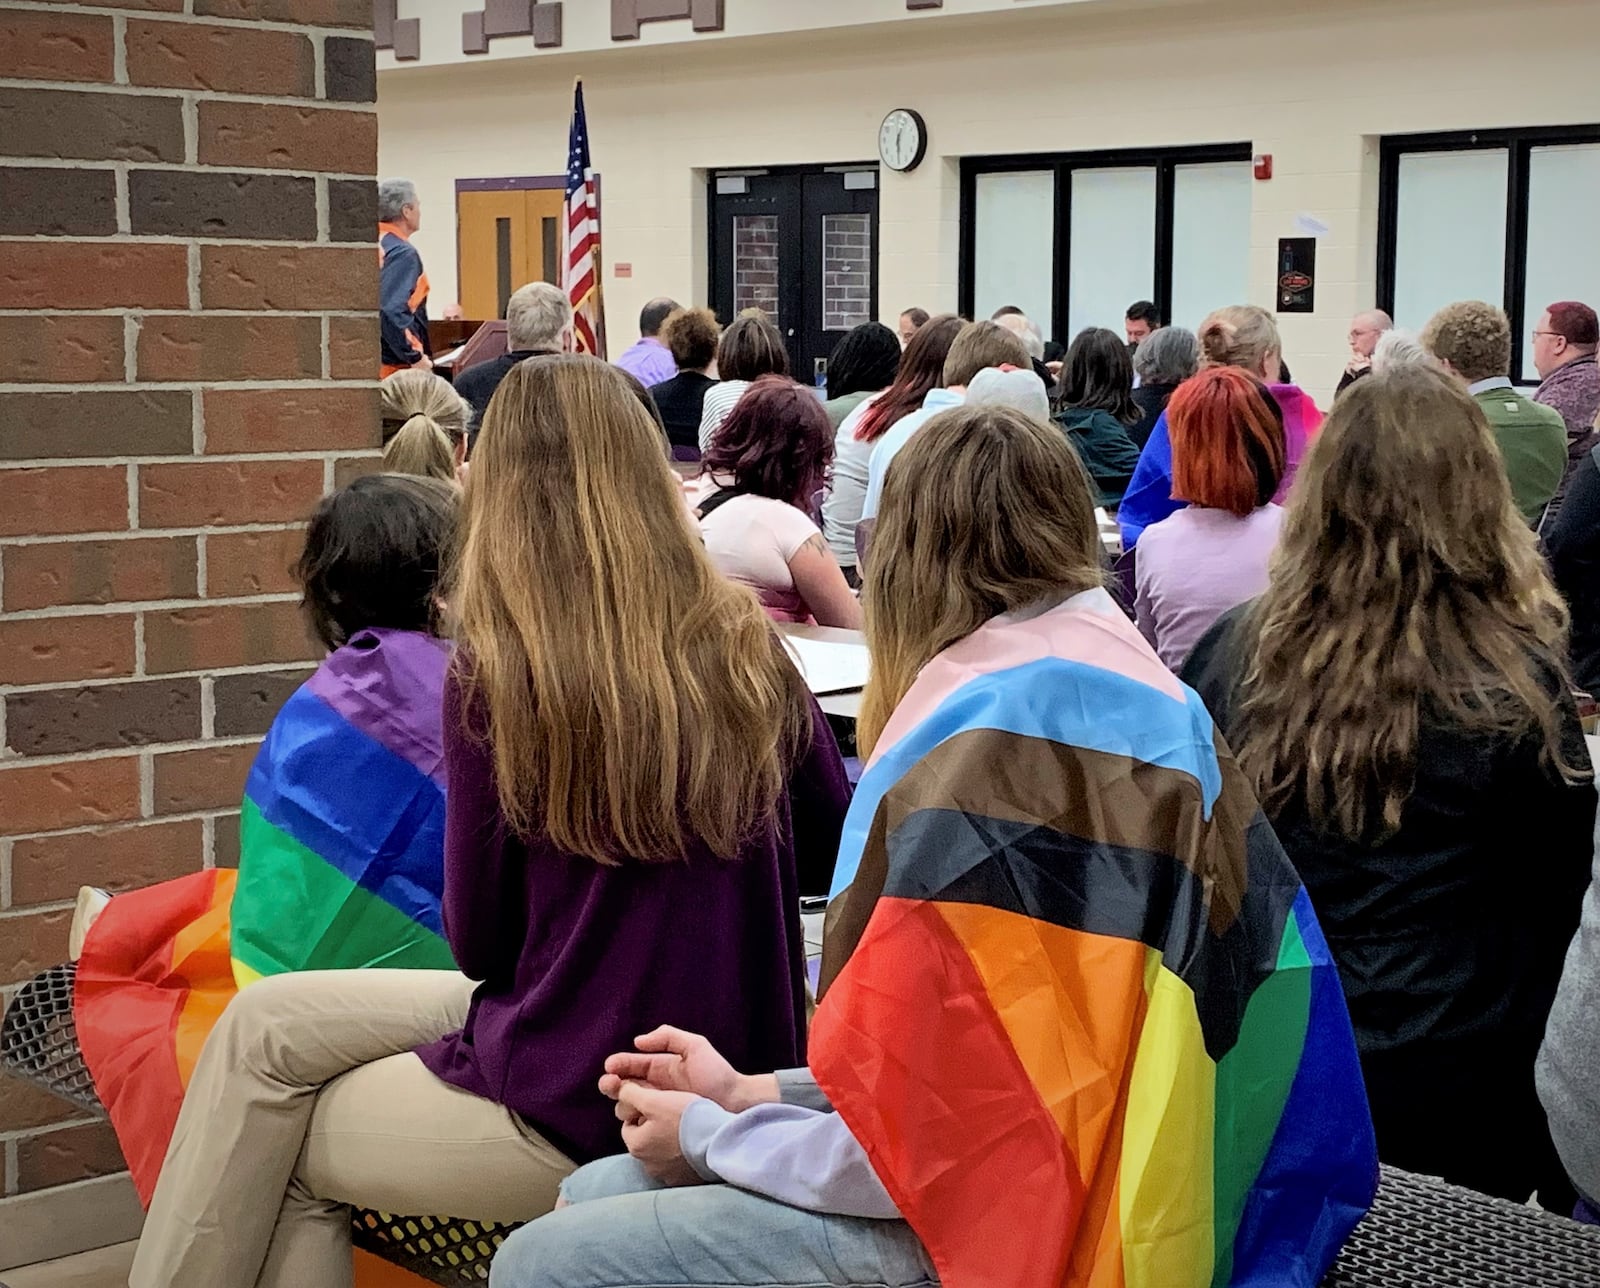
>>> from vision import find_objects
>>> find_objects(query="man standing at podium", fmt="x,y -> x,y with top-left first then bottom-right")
379,178 -> 431,376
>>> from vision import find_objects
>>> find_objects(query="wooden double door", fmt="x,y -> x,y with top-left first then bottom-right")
457,186 -> 567,321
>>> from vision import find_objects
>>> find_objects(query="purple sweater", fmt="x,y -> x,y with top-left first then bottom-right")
416,669 -> 851,1163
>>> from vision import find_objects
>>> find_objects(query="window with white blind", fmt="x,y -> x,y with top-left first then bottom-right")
961,144 -> 1253,349
1380,127 -> 1600,382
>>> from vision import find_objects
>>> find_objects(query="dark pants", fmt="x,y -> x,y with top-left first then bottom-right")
1362,1040 -> 1576,1213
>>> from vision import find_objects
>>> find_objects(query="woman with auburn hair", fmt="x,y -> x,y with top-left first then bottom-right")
822,314 -> 963,576
130,356 -> 852,1288
1183,364 -> 1595,1208
1119,304 -> 1322,548
696,374 -> 862,628
697,312 -> 792,449
1134,367 -> 1287,669
490,403 -> 1375,1288
381,366 -> 470,481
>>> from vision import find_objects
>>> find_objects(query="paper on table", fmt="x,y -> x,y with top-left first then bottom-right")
782,635 -> 872,696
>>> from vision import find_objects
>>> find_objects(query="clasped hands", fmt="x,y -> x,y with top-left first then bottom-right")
598,1026 -> 780,1187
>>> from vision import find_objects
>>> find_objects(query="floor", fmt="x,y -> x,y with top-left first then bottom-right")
5,1242 -> 135,1288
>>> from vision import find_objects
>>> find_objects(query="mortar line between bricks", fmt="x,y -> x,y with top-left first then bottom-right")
112,13 -> 129,86
0,310 -> 378,319
3,665 -> 316,696
125,462 -> 139,531
132,610 -> 146,675
2,451 -> 372,469
0,806 -> 248,842
186,243 -> 202,311
0,156 -> 374,176
113,164 -> 130,235
182,91 -> 198,167
0,837 -> 12,910
0,1119 -> 103,1147
139,748 -> 154,817
313,30 -> 327,100
0,379 -> 379,391
2,591 -> 299,621
0,79 -> 379,111
0,234 -> 372,247
0,520 -> 340,546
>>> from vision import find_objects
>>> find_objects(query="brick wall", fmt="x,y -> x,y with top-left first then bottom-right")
0,0 -> 377,1241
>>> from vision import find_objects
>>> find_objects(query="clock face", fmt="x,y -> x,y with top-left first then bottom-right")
879,109 -> 926,173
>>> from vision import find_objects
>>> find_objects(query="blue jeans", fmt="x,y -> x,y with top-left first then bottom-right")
489,1155 -> 939,1288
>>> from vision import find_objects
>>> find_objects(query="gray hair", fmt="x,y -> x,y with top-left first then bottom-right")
1133,325 -> 1200,386
377,177 -> 418,223
1371,327 -> 1431,375
995,312 -> 1045,362
506,281 -> 573,351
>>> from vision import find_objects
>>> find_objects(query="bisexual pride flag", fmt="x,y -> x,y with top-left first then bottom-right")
810,590 -> 1377,1288
232,628 -> 456,984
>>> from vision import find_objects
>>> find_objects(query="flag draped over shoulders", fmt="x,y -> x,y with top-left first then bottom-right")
75,628 -> 455,1205
810,589 -> 1376,1288
232,628 -> 456,984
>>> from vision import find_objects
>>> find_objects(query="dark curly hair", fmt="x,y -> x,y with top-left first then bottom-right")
825,322 -> 902,402
701,375 -> 833,508
295,474 -> 457,651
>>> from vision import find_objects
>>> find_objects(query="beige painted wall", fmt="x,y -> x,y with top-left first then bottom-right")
378,0 -> 1595,408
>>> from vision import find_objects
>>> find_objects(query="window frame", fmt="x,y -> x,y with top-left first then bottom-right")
1377,123 -> 1600,382
958,142 -> 1254,339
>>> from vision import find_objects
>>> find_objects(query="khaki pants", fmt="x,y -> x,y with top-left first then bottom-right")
131,970 -> 575,1288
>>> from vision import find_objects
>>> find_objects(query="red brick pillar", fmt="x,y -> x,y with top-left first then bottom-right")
0,0 -> 377,1258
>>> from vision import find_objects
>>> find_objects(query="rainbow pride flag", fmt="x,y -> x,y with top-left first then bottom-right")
232,628 -> 456,984
810,589 -> 1377,1288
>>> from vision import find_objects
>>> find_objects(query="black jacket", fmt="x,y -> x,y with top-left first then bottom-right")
1128,382 -> 1177,449
454,348 -> 561,428
1545,444 -> 1600,694
650,371 -> 717,452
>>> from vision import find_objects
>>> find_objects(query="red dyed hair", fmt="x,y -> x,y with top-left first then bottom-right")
1547,301 -> 1600,348
701,375 -> 833,508
1168,367 -> 1287,517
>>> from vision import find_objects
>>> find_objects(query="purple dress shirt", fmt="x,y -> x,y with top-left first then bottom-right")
615,337 -> 678,388
415,666 -> 851,1164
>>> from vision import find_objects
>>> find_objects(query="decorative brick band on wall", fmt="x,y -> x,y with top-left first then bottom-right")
0,0 -> 379,1210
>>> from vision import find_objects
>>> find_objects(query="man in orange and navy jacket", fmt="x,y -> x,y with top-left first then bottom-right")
378,177 -> 431,376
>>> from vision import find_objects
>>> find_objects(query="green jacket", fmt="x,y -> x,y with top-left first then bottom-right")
1474,382 -> 1567,525
1055,407 -> 1143,509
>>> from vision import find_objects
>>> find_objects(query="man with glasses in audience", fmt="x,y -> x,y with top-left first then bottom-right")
1337,309 -> 1393,397
1533,301 -> 1600,520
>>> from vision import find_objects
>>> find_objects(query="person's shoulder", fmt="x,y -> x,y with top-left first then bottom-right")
1178,601 -> 1253,691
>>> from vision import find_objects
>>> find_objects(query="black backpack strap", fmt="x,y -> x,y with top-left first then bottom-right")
695,488 -> 744,519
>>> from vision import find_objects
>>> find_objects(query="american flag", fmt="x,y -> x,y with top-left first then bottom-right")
564,79 -> 605,358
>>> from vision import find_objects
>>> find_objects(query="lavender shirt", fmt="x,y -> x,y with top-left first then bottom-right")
614,337 -> 678,388
1135,504 -> 1284,671
416,668 -> 851,1163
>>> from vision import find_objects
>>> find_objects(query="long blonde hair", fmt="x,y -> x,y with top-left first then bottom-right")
452,354 -> 810,862
381,368 -> 468,481
1232,364 -> 1583,841
858,405 -> 1104,756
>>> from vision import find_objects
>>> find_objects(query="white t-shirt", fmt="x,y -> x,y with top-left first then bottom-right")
820,393 -> 882,568
690,477 -> 821,622
698,380 -> 752,451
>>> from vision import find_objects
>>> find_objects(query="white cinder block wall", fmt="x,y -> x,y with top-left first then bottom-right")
378,0 -> 1594,409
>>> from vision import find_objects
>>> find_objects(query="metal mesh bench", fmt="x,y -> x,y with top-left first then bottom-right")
7,963 -> 1600,1286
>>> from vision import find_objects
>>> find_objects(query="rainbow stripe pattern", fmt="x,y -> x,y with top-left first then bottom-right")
810,590 -> 1377,1288
231,628 -> 456,984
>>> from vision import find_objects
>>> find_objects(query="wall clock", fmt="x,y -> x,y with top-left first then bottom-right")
879,108 -> 928,173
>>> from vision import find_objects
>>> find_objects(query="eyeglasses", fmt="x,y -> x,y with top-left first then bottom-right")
1532,330 -> 1564,341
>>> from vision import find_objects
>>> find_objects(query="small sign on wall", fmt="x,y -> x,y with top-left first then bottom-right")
614,263 -> 633,279
1277,237 -> 1316,314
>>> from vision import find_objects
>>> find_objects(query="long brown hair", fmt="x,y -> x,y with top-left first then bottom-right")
854,314 -> 964,443
1231,364 -> 1584,841
453,354 -> 810,861
858,404 -> 1104,756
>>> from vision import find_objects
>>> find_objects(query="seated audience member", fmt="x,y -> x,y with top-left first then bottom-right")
965,363 -> 1051,422
1538,817 -> 1600,1224
1336,309 -> 1393,397
992,307 -> 1056,394
491,404 -> 1377,1288
1371,327 -> 1431,374
614,368 -> 668,446
822,322 -> 902,430
1136,368 -> 1286,670
1532,301 -> 1600,518
1120,305 -> 1322,549
1054,327 -> 1144,510
454,282 -> 572,426
381,367 -> 470,480
1124,299 -> 1161,350
698,313 -> 791,449
825,315 -> 963,578
1422,300 -> 1567,526
1129,325 -> 1199,447
695,376 -> 861,628
649,307 -> 721,457
72,475 -> 463,1203
129,356 -> 851,1288
860,319 -> 1030,521
1183,364 -> 1595,1208
1543,440 -> 1600,694
897,306 -> 929,348
615,297 -> 681,388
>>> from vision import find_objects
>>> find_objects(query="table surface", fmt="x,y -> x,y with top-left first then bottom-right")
777,623 -> 865,719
